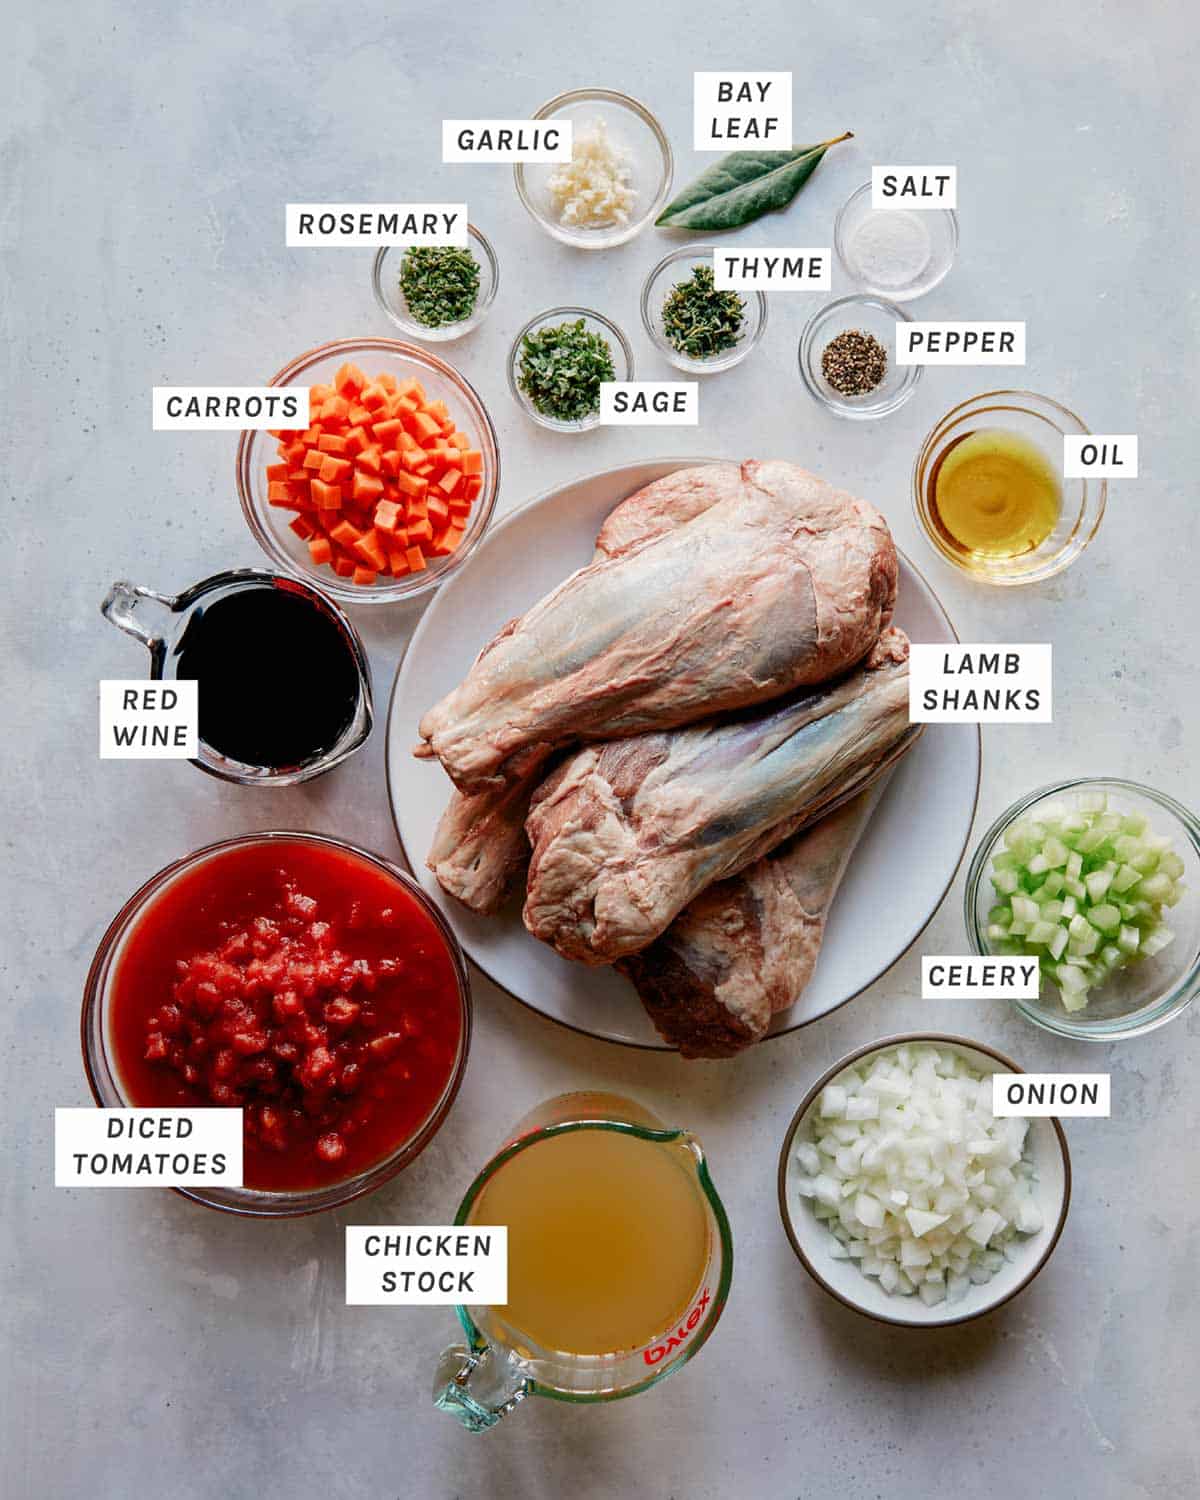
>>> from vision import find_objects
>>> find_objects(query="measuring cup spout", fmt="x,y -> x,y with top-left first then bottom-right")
432,1342 -> 529,1432
101,581 -> 177,654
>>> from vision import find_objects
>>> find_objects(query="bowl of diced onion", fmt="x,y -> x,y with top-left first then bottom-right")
965,779 -> 1200,1040
777,1035 -> 1071,1327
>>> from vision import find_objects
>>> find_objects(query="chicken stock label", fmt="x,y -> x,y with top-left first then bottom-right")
908,644 -> 1052,723
345,1226 -> 507,1305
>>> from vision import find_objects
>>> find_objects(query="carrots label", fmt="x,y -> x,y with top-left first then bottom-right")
153,387 -> 306,430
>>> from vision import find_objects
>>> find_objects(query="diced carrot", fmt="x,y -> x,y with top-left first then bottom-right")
320,394 -> 350,423
287,478 -> 311,501
437,468 -> 462,497
308,536 -> 333,566
317,433 -> 347,455
330,519 -> 363,548
343,425 -> 370,457
407,518 -> 433,545
311,479 -> 342,508
381,450 -> 402,478
303,449 -> 326,471
300,425 -> 322,446
376,371 -> 398,392
374,500 -> 402,533
356,444 -> 383,476
352,471 -> 385,504
335,363 -> 367,397
423,398 -> 450,425
268,481 -> 291,503
289,515 -> 316,541
310,383 -> 335,406
427,495 -> 450,527
389,394 -> 418,416
346,402 -> 371,426
461,449 -> 483,475
352,529 -> 387,570
448,429 -> 471,451
395,377 -> 425,402
448,499 -> 472,519
266,462 -> 289,483
372,418 -> 404,447
465,476 -> 483,501
387,547 -> 411,577
331,553 -> 356,578
352,566 -> 378,587
283,441 -> 307,466
411,410 -> 442,444
360,383 -> 388,411
406,545 -> 428,573
319,455 -> 353,483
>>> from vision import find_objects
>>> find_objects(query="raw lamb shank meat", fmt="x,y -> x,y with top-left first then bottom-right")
415,461 -> 897,794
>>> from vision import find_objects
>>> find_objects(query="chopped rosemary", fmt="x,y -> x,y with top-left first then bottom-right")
399,246 -> 481,328
518,319 -> 615,423
661,263 -> 745,359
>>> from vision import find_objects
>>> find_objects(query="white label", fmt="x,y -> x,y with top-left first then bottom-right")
921,956 -> 1040,999
345,1226 -> 507,1305
152,387 -> 306,431
100,679 -> 198,758
600,381 -> 699,426
712,247 -> 830,291
908,644 -> 1052,723
442,120 -> 572,163
896,322 -> 1026,366
992,1074 -> 1111,1118
694,72 -> 792,150
871,166 -> 957,209
55,1109 -> 243,1186
285,203 -> 467,247
1063,434 -> 1138,479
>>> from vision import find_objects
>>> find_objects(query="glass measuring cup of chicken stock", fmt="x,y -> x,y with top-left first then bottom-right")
432,1092 -> 733,1430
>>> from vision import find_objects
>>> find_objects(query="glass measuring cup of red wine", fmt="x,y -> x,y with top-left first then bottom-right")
101,569 -> 373,785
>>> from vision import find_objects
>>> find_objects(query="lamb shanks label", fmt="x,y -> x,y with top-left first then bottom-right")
55,1109 -> 242,1186
908,644 -> 1052,723
345,1227 -> 508,1305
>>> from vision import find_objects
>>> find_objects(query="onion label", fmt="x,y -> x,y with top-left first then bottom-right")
99,679 -> 198,759
345,1227 -> 508,1305
871,166 -> 957,209
55,1108 -> 242,1186
712,248 -> 830,291
1063,434 -> 1138,478
896,321 -> 1026,366
921,956 -> 1040,999
693,72 -> 792,150
991,1074 -> 1111,1117
600,381 -> 699,426
908,644 -> 1052,723
285,204 -> 468,247
152,387 -> 306,431
442,121 -> 572,162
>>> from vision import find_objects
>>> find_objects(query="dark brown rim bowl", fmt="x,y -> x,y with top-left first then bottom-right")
81,831 -> 472,1218
776,1032 -> 1071,1328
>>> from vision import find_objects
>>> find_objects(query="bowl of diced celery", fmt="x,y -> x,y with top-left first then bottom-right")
965,779 -> 1200,1039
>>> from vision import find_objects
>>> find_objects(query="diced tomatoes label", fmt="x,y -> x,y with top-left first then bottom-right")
99,680 -> 198,759
345,1227 -> 508,1306
55,1108 -> 243,1186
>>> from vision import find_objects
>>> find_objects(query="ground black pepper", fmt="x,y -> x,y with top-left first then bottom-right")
820,329 -> 888,396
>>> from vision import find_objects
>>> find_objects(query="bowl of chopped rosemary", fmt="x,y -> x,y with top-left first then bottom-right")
507,306 -> 634,432
640,247 -> 767,374
373,225 -> 498,343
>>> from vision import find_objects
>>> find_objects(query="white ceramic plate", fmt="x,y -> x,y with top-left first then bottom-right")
386,459 -> 981,1049
777,1035 -> 1071,1327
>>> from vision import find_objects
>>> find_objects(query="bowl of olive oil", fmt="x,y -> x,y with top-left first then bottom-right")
913,391 -> 1106,585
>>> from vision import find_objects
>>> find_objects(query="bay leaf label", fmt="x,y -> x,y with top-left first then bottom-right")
693,72 -> 792,150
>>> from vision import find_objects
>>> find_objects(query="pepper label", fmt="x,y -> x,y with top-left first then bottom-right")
897,322 -> 1026,366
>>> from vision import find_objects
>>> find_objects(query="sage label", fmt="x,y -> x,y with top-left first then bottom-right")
599,382 -> 699,426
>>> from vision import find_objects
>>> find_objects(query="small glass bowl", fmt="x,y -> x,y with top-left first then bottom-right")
640,246 -> 767,374
507,306 -> 634,432
81,832 -> 473,1218
913,390 -> 1105,586
371,225 -> 498,342
799,294 -> 921,420
964,779 -> 1200,1040
514,88 -> 673,250
236,337 -> 500,606
834,182 -> 958,302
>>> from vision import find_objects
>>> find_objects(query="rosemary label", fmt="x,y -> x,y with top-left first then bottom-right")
285,204 -> 467,247
713,248 -> 830,291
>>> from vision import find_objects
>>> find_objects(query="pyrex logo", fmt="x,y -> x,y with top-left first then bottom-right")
642,1287 -> 712,1366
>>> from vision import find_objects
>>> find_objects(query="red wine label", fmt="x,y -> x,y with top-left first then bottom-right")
345,1227 -> 508,1305
99,680 -> 197,758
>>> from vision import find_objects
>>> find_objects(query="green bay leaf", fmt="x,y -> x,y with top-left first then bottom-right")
655,133 -> 853,231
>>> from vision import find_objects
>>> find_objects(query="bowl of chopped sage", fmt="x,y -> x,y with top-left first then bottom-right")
640,247 -> 766,374
507,307 -> 634,432
373,225 -> 498,343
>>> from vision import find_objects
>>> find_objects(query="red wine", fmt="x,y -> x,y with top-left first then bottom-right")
173,583 -> 361,769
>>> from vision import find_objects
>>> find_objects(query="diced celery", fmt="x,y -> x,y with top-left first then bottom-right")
1011,894 -> 1039,924
1028,920 -> 1058,945
1163,881 -> 1184,908
1068,926 -> 1100,957
1045,926 -> 1068,960
1121,811 -> 1148,836
988,904 -> 1012,926
1084,869 -> 1113,901
1042,836 -> 1069,869
1064,877 -> 1086,900
1111,863 -> 1141,893
1141,927 -> 1176,958
1040,899 -> 1064,922
1114,834 -> 1140,862
1117,925 -> 1140,954
992,869 -> 1019,896
1061,894 -> 1078,919
1075,827 -> 1106,854
1066,851 -> 1083,880
987,923 -> 1011,944
1131,848 -> 1159,874
1027,853 -> 1050,876
1159,851 -> 1185,881
1088,903 -> 1121,933
1042,871 -> 1065,897
1078,791 -> 1107,813
1139,872 -> 1173,904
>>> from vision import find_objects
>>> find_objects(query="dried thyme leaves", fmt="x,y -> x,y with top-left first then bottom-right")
661,264 -> 746,359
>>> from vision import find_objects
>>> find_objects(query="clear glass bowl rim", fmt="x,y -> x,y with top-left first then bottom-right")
639,245 -> 768,372
370,223 -> 499,340
962,777 -> 1200,1039
506,305 -> 634,431
80,830 -> 473,1217
833,180 -> 960,297
797,293 -> 921,418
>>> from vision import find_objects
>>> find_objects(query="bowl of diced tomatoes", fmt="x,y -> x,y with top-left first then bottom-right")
236,338 -> 500,604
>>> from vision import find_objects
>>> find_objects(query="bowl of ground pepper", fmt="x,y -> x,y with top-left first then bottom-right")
641,247 -> 767,374
373,225 -> 498,342
799,294 -> 921,420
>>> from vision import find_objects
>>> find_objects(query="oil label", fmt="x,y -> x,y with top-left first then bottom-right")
991,1074 -> 1110,1117
1063,434 -> 1138,478
871,166 -> 957,209
285,203 -> 467,246
99,679 -> 198,758
442,121 -> 572,162
345,1227 -> 508,1305
921,956 -> 1040,999
896,322 -> 1025,366
153,388 -> 305,431
694,72 -> 791,149
55,1108 -> 242,1186
908,644 -> 1052,723
713,248 -> 830,291
600,382 -> 699,426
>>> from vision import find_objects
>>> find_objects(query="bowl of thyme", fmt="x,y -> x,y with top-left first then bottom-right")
640,247 -> 767,373
507,306 -> 634,432
372,224 -> 498,342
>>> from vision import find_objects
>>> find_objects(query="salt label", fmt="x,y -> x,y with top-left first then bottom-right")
991,1075 -> 1111,1118
442,121 -> 572,163
55,1109 -> 242,1186
1063,435 -> 1138,478
921,956 -> 1040,999
345,1227 -> 508,1305
100,679 -> 198,759
871,166 -> 957,209
600,382 -> 699,426
285,204 -> 467,247
712,248 -> 830,291
908,644 -> 1052,723
897,322 -> 1026,366
694,72 -> 791,150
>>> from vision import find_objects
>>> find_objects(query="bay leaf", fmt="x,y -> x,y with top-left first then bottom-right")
655,133 -> 853,231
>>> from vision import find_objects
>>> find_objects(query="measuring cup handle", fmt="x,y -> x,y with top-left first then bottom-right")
100,581 -> 178,653
432,1342 -> 529,1432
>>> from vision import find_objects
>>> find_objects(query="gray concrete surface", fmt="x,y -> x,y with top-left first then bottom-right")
4,2 -> 1198,1496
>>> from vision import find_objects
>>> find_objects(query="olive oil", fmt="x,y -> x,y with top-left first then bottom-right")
929,428 -> 1061,564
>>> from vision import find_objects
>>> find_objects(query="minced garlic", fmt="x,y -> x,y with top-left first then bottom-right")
547,117 -> 636,228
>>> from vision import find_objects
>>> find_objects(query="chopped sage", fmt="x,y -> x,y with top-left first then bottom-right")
518,319 -> 615,422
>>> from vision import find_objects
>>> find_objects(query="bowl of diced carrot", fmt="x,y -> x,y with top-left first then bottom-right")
236,338 -> 500,604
